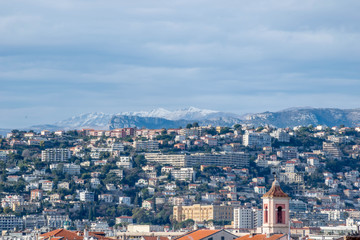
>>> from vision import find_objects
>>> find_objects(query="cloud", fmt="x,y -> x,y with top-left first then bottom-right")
0,0 -> 360,128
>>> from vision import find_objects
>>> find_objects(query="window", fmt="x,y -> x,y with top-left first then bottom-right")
264,206 -> 268,223
277,206 -> 283,224
208,238 -> 213,240
221,237 -> 225,240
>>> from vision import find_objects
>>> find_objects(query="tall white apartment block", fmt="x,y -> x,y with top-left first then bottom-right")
233,208 -> 263,229
243,132 -> 271,148
80,190 -> 94,202
41,148 -> 71,162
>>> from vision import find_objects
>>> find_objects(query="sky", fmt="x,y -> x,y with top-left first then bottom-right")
1,0 -> 360,128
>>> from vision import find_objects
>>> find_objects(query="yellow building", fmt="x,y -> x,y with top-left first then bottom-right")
173,204 -> 234,222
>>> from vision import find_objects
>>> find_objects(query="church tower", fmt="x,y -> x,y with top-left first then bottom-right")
261,177 -> 290,234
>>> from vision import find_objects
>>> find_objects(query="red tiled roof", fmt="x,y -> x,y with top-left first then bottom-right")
262,180 -> 289,198
235,234 -> 285,240
175,229 -> 221,240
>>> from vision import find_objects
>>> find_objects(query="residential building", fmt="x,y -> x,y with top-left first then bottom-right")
63,163 -> 81,175
234,207 -> 263,229
173,204 -> 234,222
243,132 -> 271,148
80,190 -> 94,202
0,215 -> 23,230
133,140 -> 159,151
41,148 -> 71,162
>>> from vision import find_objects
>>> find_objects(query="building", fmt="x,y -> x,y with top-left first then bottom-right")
277,146 -> 298,160
63,163 -> 81,175
271,129 -> 290,143
30,189 -> 43,201
234,207 -> 263,229
261,178 -> 290,234
42,181 -> 53,192
145,152 -> 249,168
175,229 -> 238,240
0,214 -> 23,230
79,190 -> 94,202
116,156 -> 133,169
41,148 -> 71,162
323,142 -> 342,159
173,204 -> 234,222
119,196 -> 131,206
133,140 -> 159,151
170,168 -> 196,182
116,216 -> 134,225
243,132 -> 271,148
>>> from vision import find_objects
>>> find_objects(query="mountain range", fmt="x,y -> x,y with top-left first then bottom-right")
5,107 -> 360,134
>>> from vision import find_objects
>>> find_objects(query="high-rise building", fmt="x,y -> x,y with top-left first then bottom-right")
41,148 -> 71,162
243,132 -> 271,148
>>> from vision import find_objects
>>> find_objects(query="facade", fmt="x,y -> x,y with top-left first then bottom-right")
323,142 -> 342,159
170,167 -> 196,182
41,148 -> 71,162
133,140 -> 159,151
116,156 -> 133,169
0,215 -> 23,230
261,178 -> 290,234
243,132 -> 271,148
63,163 -> 81,175
173,204 -> 234,222
145,152 -> 249,168
80,190 -> 94,202
234,207 -> 263,229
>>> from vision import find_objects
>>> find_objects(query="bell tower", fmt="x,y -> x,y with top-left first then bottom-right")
261,177 -> 290,234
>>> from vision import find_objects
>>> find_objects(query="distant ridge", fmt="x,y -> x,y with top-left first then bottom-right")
26,107 -> 360,131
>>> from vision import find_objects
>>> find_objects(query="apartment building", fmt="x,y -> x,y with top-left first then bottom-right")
41,148 -> 71,162
116,156 -> 133,169
0,215 -> 23,230
63,164 -> 81,175
145,152 -> 249,167
233,207 -> 263,229
323,142 -> 342,159
173,204 -> 234,222
271,129 -> 290,142
170,168 -> 196,182
133,140 -> 159,151
80,190 -> 94,202
243,132 -> 271,148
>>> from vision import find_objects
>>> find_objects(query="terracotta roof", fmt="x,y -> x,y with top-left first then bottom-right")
262,179 -> 289,198
40,229 -> 112,240
40,229 -> 83,240
175,229 -> 221,240
235,234 -> 285,240
144,237 -> 169,240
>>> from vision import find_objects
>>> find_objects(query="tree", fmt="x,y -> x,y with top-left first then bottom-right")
193,122 -> 199,128
186,123 -> 193,129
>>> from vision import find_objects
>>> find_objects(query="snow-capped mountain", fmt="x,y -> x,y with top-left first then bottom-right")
119,107 -> 239,120
54,112 -> 112,129
28,107 -> 360,131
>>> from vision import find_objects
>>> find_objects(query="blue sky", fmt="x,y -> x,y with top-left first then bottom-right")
1,0 -> 360,128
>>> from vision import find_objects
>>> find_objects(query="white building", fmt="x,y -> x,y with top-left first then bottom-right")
119,196 -> 131,206
116,156 -> 133,169
41,148 -> 71,162
243,132 -> 271,148
170,168 -> 196,182
80,190 -> 94,202
63,164 -> 81,175
233,208 -> 263,229
133,140 -> 159,151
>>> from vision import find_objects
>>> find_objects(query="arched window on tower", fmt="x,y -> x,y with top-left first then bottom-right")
277,206 -> 283,224
264,206 -> 268,223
